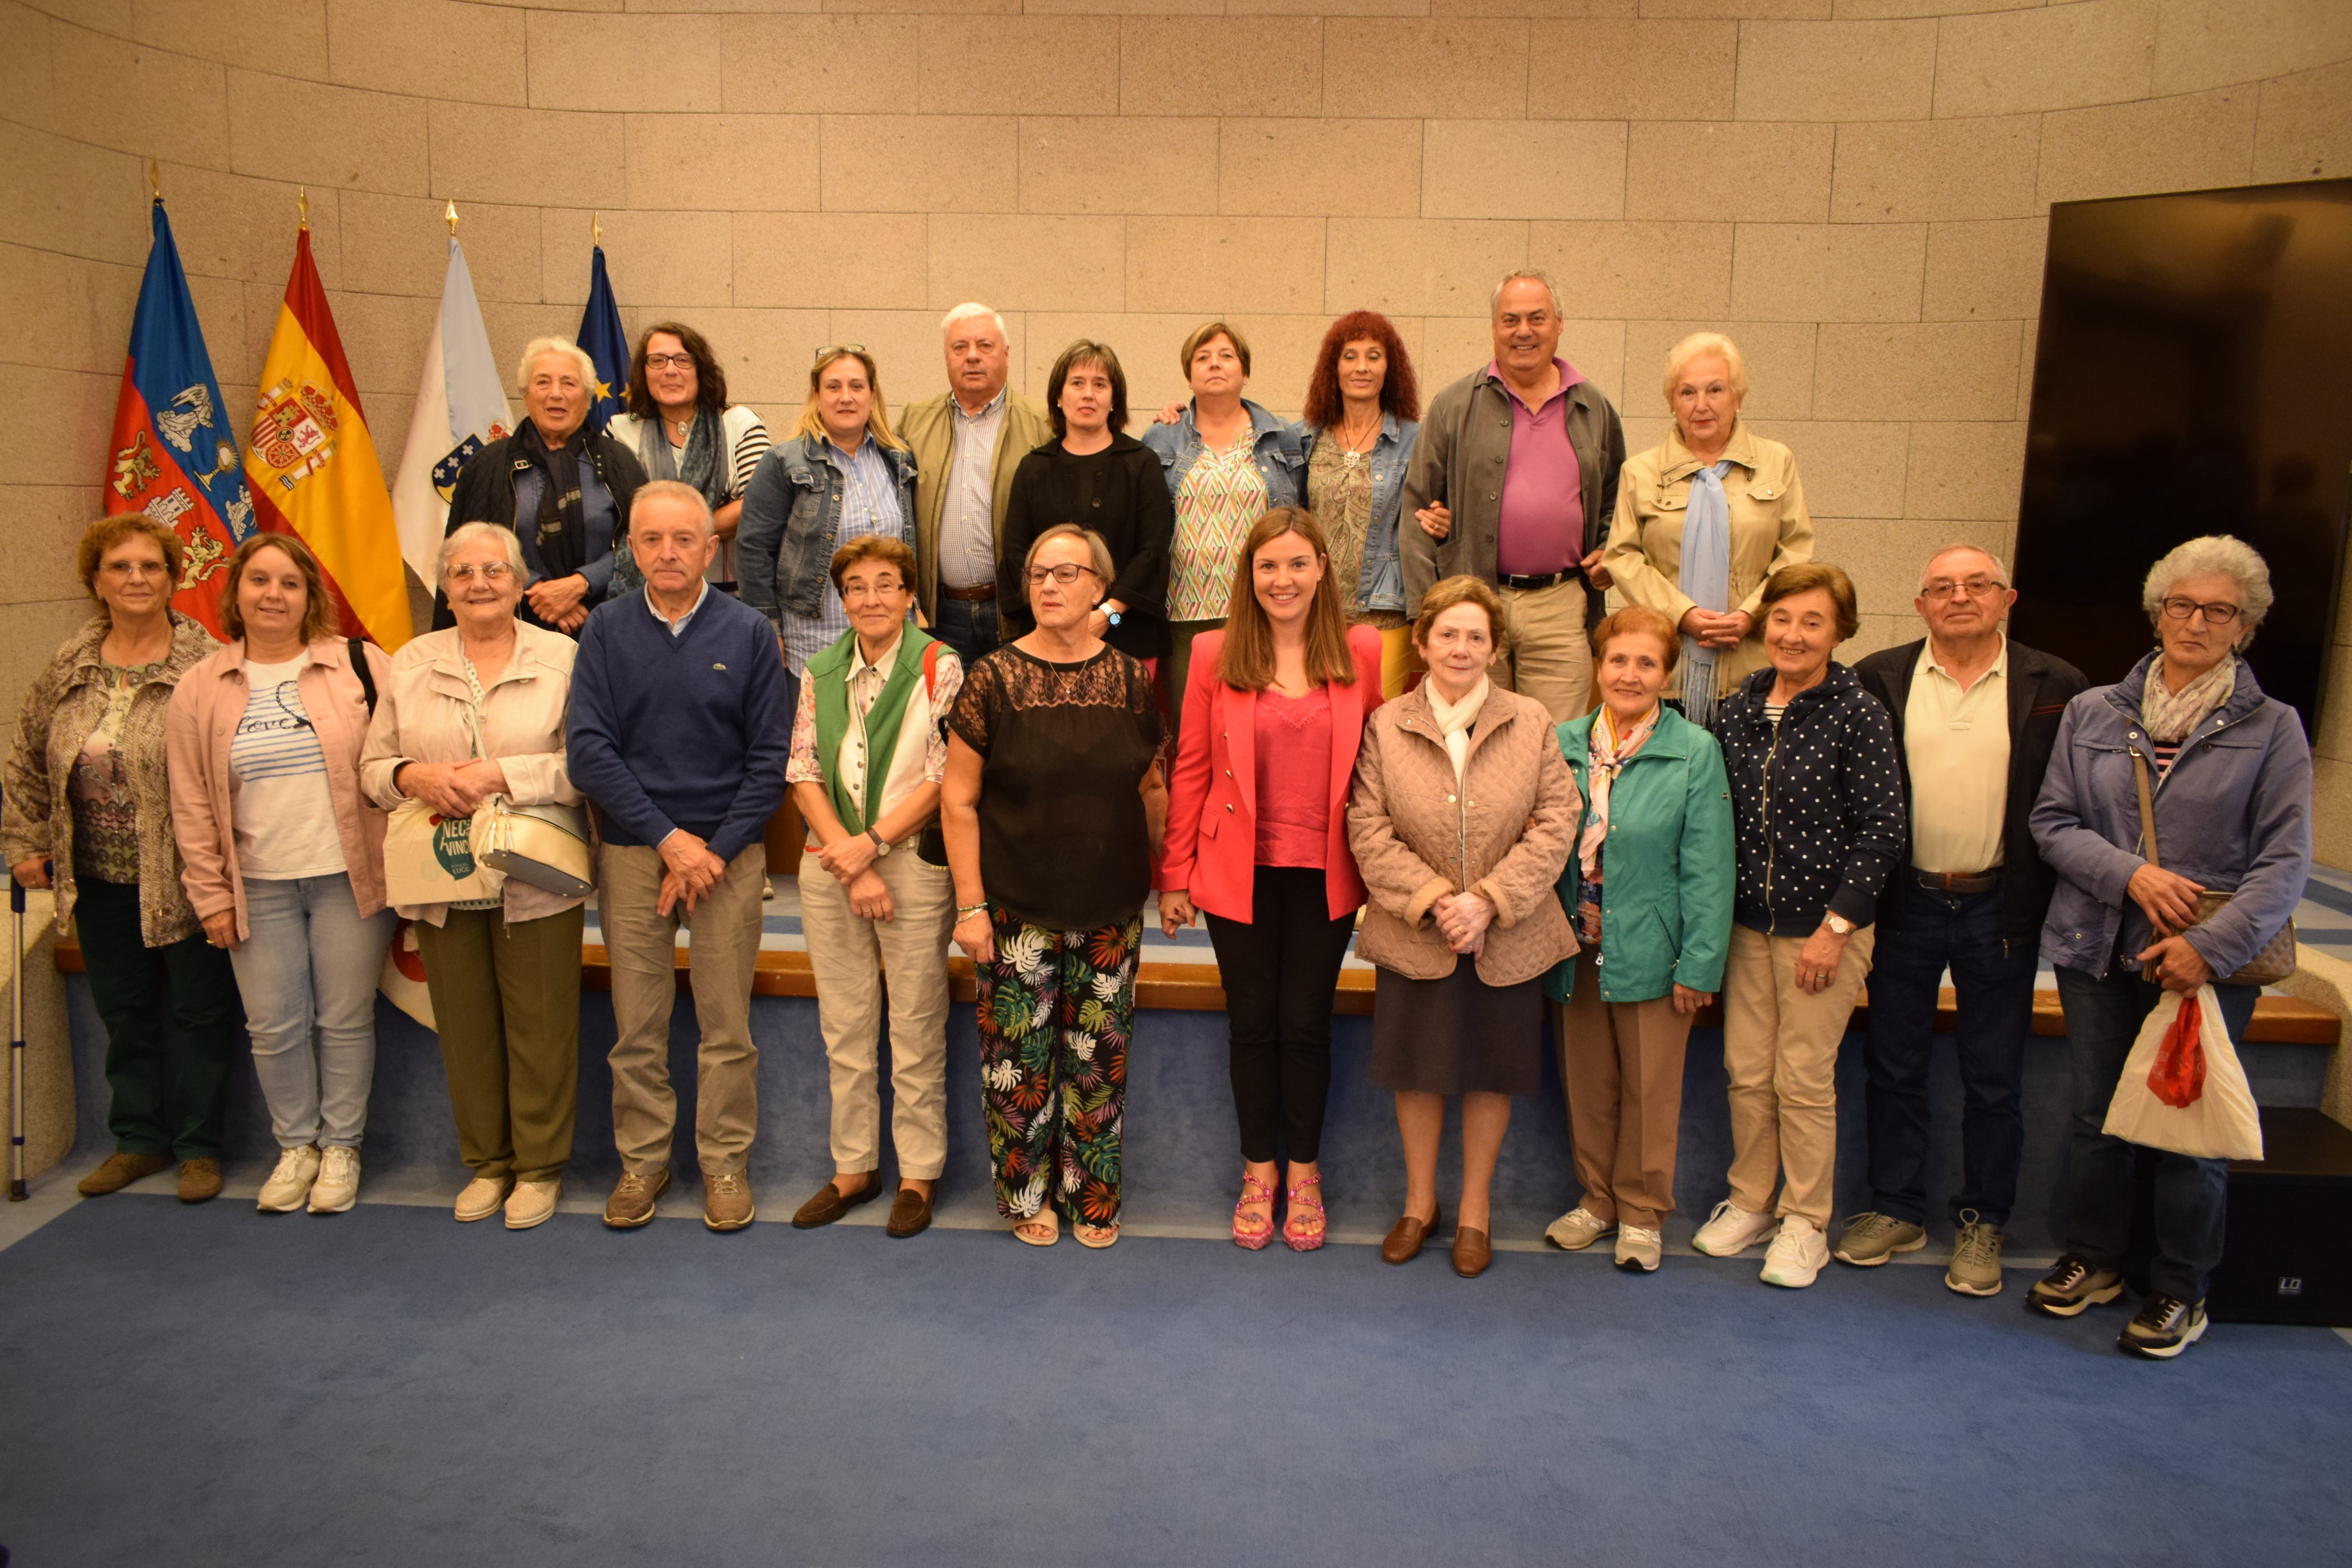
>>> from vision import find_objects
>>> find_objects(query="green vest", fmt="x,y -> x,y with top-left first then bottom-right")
809,624 -> 938,837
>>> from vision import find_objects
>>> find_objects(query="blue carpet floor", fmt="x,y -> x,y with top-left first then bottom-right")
2,1197 -> 2347,1567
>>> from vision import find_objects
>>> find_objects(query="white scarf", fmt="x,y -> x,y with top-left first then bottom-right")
1427,676 -> 1489,785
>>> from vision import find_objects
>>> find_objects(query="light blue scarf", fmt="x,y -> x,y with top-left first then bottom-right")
1677,460 -> 1733,727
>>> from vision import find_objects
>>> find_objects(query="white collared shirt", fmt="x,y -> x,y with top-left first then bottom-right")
1905,636 -> 2010,873
645,580 -> 712,638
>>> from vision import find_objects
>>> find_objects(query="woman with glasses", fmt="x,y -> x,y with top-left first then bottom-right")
2026,535 -> 2312,1359
1600,333 -> 1814,724
3,515 -> 237,1205
943,524 -> 1167,1250
167,533 -> 396,1217
605,322 -> 772,590
739,345 -> 919,721
358,522 -> 588,1231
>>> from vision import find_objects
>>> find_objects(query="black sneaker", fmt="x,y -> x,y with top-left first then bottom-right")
2025,1252 -> 2124,1318
2118,1295 -> 2208,1359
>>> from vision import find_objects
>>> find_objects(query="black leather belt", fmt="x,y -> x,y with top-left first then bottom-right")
1915,868 -> 2001,894
1497,570 -> 1568,591
939,582 -> 996,602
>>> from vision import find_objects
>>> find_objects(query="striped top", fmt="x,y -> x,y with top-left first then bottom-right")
230,657 -> 347,878
781,435 -> 908,677
1167,434 -> 1268,623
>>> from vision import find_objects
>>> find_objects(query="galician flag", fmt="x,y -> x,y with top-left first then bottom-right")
390,236 -> 513,588
105,197 -> 255,637
243,223 -> 413,652
576,243 -> 629,438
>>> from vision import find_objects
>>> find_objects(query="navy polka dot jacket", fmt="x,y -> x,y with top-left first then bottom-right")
1710,661 -> 1908,938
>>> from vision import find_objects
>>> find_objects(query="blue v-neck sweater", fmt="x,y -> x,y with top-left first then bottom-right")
567,589 -> 791,861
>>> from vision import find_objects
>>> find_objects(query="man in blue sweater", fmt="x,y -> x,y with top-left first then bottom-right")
568,480 -> 791,1232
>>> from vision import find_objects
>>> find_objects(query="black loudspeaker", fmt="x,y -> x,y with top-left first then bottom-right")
2126,1108 -> 2352,1325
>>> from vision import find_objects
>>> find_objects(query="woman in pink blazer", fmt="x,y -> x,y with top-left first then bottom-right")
1161,506 -> 1385,1252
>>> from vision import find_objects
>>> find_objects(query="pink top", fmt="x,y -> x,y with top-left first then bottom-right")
1253,686 -> 1332,869
1490,356 -> 1586,576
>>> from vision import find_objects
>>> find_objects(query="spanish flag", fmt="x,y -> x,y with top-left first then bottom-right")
243,225 -> 412,652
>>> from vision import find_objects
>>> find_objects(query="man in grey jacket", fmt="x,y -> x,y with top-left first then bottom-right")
1401,270 -> 1625,722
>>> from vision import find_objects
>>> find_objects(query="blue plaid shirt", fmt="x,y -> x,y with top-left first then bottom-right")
782,435 -> 908,676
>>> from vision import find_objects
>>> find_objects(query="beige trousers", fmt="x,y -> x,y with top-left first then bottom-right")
601,840 -> 766,1178
1721,922 -> 1875,1230
797,845 -> 956,1180
1554,953 -> 1696,1231
1497,577 -> 1592,723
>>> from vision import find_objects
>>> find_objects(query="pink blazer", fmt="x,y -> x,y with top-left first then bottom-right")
1158,623 -> 1386,923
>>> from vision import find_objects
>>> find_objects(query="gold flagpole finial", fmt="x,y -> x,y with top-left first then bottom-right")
297,185 -> 310,231
147,157 -> 161,202
592,211 -> 602,246
445,199 -> 458,237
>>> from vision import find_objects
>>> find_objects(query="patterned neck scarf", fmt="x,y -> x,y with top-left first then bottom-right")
1579,704 -> 1659,883
1676,460 -> 1734,728
2143,655 -> 2235,746
637,406 -> 723,509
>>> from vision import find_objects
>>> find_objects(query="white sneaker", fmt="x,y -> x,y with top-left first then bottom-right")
256,1146 -> 321,1213
1691,1199 -> 1778,1257
308,1146 -> 361,1214
1614,1225 -> 1663,1273
1760,1214 -> 1829,1288
454,1176 -> 511,1223
1543,1205 -> 1616,1251
504,1178 -> 560,1231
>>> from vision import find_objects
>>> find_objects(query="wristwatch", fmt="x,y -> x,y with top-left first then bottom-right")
1825,913 -> 1854,936
868,828 -> 891,858
1105,609 -> 1123,628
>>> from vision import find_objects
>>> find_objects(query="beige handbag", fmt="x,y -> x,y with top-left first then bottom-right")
472,797 -> 593,898
2131,752 -> 2295,987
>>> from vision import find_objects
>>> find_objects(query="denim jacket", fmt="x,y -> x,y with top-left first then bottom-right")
2030,652 -> 2312,980
1299,414 -> 1419,617
1140,399 -> 1307,512
736,433 -> 920,629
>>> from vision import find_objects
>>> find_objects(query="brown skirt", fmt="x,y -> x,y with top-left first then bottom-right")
1367,963 -> 1544,1097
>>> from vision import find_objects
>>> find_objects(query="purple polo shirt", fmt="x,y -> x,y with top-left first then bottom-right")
1491,357 -> 1585,577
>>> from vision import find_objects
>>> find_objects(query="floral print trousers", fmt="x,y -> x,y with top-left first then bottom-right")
977,907 -> 1142,1226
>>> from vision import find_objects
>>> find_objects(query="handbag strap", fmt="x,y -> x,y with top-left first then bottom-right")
2132,749 -> 2160,870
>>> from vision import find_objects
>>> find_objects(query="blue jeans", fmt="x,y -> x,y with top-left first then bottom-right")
2056,962 -> 2258,1304
1861,883 -> 2036,1226
930,594 -> 999,670
229,874 -> 397,1150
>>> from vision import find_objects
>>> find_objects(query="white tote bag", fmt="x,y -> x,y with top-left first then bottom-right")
381,798 -> 504,908
2101,984 -> 2265,1162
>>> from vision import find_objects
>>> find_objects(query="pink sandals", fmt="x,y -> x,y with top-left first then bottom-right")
1232,1170 -> 1277,1250
1283,1174 -> 1327,1253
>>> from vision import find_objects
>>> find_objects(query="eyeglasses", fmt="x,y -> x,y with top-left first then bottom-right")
1026,563 -> 1101,587
814,344 -> 867,361
643,353 -> 695,371
445,562 -> 516,584
2160,595 -> 2242,626
101,559 -> 169,580
840,579 -> 904,603
1921,575 -> 2007,600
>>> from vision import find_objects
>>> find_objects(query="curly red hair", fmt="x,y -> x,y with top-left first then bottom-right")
1301,310 -> 1420,430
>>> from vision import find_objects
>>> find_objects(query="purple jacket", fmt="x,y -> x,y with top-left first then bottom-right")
2029,651 -> 2311,980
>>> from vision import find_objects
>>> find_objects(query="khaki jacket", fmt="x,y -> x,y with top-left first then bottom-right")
899,389 -> 1054,621
1602,419 -> 1814,700
1345,683 -> 1581,987
359,623 -> 585,926
166,637 -> 392,942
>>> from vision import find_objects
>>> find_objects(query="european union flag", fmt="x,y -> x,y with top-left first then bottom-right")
577,244 -> 629,438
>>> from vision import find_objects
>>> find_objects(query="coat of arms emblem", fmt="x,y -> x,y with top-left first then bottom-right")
250,377 -> 343,491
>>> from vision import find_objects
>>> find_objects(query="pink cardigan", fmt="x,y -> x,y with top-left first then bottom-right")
166,636 -> 392,941
1158,623 -> 1385,923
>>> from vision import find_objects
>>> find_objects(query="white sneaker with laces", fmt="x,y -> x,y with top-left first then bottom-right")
1544,1205 -> 1616,1251
308,1146 -> 361,1214
256,1146 -> 321,1213
1760,1214 -> 1830,1288
1691,1199 -> 1779,1257
1614,1225 -> 1663,1273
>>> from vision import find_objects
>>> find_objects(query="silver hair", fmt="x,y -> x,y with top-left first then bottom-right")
939,302 -> 1009,342
1023,523 -> 1117,607
1917,542 -> 2010,593
438,520 -> 527,582
516,335 -> 597,398
1490,270 -> 1563,318
2142,533 -> 2273,645
631,478 -> 716,537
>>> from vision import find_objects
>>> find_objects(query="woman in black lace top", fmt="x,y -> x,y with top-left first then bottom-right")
943,523 -> 1166,1250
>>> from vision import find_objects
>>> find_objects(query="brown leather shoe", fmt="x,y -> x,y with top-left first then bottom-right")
603,1169 -> 671,1229
1381,1202 -> 1443,1266
1453,1226 -> 1494,1279
176,1158 -> 223,1204
704,1170 -> 756,1232
791,1174 -> 884,1229
886,1185 -> 934,1238
78,1150 -> 170,1196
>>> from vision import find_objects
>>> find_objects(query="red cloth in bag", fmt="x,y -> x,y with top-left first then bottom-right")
2148,991 -> 2208,1109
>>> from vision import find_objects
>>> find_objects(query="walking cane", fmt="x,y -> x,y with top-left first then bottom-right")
8,869 -> 23,1202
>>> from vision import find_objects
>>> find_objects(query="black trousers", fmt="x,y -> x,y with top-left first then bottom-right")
1203,866 -> 1356,1164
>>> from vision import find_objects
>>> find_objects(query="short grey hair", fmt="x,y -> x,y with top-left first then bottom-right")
631,478 -> 715,537
1022,523 -> 1116,606
438,520 -> 526,582
2143,533 -> 2273,645
1918,542 -> 2010,593
516,335 -> 597,397
940,302 -> 1009,341
1490,270 -> 1563,318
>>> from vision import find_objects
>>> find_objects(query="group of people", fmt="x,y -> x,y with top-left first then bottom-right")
5,271 -> 2312,1364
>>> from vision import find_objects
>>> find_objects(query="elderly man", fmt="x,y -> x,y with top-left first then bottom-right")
898,303 -> 1054,667
1841,544 -> 2086,1293
568,480 -> 792,1233
1401,271 -> 1625,722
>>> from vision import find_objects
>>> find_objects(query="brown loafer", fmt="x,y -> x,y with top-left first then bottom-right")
885,1185 -> 934,1238
791,1175 -> 884,1229
1381,1202 -> 1443,1266
176,1158 -> 223,1204
1453,1226 -> 1493,1279
78,1150 -> 170,1196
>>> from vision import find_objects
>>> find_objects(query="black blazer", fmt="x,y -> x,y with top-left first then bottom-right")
998,432 -> 1174,661
1852,636 -> 2089,948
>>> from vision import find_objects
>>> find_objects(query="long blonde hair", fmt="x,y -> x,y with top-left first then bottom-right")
790,347 -> 907,452
1216,508 -> 1358,692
